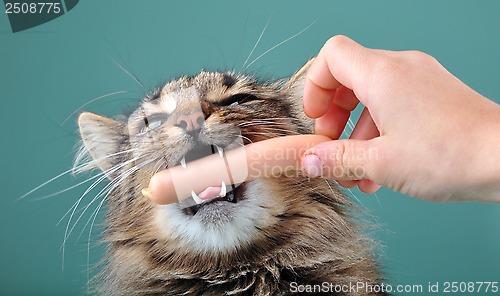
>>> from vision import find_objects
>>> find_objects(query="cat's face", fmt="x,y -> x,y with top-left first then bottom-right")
77,62 -> 348,258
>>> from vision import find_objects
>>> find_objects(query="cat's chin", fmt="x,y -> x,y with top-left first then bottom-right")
154,179 -> 277,253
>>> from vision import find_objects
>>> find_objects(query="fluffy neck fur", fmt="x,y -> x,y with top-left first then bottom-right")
93,178 -> 384,295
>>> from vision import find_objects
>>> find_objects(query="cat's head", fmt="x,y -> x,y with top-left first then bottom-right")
76,60 -> 350,264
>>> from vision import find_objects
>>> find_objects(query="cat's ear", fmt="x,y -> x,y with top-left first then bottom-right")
283,58 -> 316,131
284,57 -> 315,91
77,112 -> 125,174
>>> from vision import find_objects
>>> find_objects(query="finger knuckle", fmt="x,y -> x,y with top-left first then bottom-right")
406,50 -> 438,65
325,35 -> 350,51
332,141 -> 359,179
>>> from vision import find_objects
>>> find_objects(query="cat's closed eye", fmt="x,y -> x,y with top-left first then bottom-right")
140,113 -> 169,133
219,93 -> 260,106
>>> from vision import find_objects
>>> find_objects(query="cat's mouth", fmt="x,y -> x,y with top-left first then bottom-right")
183,185 -> 241,216
176,143 -> 243,216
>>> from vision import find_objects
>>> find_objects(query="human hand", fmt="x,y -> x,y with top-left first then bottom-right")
301,35 -> 500,202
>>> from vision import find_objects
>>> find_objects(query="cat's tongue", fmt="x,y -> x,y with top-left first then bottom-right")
198,186 -> 222,200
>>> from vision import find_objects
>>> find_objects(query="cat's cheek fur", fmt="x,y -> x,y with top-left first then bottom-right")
154,180 -> 281,253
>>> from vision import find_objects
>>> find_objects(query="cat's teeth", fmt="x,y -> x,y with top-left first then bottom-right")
191,190 -> 203,204
180,157 -> 187,169
219,181 -> 227,197
216,145 -> 224,157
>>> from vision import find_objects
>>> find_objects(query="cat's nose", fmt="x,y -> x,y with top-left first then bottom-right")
175,111 -> 205,132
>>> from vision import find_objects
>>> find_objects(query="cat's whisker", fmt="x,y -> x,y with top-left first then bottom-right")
62,172 -> 137,274
244,132 -> 283,138
30,172 -> 105,201
61,157 -> 140,269
152,157 -> 167,175
75,183 -> 110,241
237,134 -> 253,144
108,55 -> 146,90
346,117 -> 356,135
241,13 -> 272,70
58,168 -> 118,233
73,179 -> 116,241
325,179 -> 364,207
237,117 -> 301,125
61,163 -> 123,236
245,131 -> 290,137
238,119 -> 296,124
237,121 -> 295,126
339,117 -> 357,139
246,126 -> 301,134
78,155 -> 158,242
77,165 -> 142,241
237,120 -> 301,129
80,163 -> 143,287
17,156 -> 104,202
232,12 -> 250,71
85,189 -> 108,286
65,155 -> 142,227
73,147 -> 137,174
239,122 -> 292,129
60,174 -> 110,271
62,90 -> 128,126
244,19 -> 318,70
372,191 -> 382,207
247,117 -> 301,121
237,123 -> 294,129
331,180 -> 363,205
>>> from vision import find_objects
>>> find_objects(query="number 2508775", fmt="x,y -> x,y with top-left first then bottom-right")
5,2 -> 62,14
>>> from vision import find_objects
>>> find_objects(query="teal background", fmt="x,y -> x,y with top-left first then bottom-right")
1,1 -> 500,295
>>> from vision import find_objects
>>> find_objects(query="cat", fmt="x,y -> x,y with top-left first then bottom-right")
76,59 -> 387,295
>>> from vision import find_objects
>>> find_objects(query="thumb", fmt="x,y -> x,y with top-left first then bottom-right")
301,138 -> 383,181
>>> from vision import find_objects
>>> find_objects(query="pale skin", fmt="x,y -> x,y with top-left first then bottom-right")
302,35 -> 500,202
144,35 -> 500,204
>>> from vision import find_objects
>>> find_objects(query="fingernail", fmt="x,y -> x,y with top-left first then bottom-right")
141,188 -> 152,199
302,154 -> 323,178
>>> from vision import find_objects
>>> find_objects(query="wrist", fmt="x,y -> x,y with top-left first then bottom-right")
458,102 -> 500,202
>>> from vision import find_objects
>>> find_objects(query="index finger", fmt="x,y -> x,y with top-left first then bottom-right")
303,54 -> 339,118
143,135 -> 331,205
